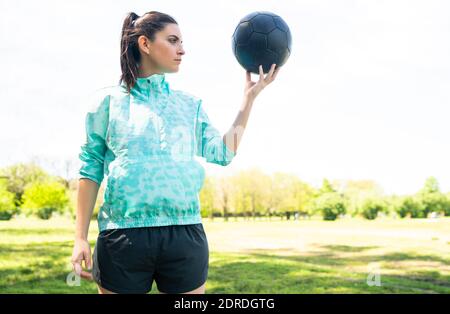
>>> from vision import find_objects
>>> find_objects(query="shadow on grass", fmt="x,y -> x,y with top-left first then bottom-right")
321,245 -> 379,253
0,229 -> 74,236
207,245 -> 450,294
0,241 -> 98,293
0,242 -> 449,294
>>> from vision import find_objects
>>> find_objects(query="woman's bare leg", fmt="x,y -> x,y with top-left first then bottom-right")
98,285 -> 117,294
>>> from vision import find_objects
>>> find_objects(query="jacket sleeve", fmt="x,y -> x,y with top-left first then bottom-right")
195,99 -> 236,166
78,91 -> 110,185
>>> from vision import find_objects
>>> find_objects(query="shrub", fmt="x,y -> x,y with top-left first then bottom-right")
0,189 -> 18,220
444,195 -> 450,216
0,162 -> 51,208
417,192 -> 449,218
396,196 -> 422,218
21,181 -> 70,220
313,193 -> 346,221
359,198 -> 387,220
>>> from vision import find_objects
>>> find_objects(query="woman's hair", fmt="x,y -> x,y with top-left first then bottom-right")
119,11 -> 178,93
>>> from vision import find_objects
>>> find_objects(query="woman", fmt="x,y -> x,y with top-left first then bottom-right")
71,10 -> 280,294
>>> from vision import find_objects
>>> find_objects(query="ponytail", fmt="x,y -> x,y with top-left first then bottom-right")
120,12 -> 140,93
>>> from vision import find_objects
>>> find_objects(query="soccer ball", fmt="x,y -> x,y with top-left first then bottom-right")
232,11 -> 292,74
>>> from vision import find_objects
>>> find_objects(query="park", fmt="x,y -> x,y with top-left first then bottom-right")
0,214 -> 448,293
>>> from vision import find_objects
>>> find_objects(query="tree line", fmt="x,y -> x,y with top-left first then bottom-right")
199,169 -> 450,220
0,163 -> 449,221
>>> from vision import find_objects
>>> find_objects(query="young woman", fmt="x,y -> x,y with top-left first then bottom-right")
71,11 -> 280,294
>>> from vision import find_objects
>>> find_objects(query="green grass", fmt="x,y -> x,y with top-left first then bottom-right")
0,216 -> 449,293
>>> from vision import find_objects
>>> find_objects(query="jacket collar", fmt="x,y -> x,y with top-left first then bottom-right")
135,72 -> 168,90
123,72 -> 171,100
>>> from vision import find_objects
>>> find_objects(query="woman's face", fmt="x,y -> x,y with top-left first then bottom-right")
138,23 -> 185,74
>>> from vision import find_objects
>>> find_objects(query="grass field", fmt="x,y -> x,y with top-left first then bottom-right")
0,216 -> 449,293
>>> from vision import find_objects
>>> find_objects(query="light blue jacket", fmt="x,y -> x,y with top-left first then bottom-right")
78,73 -> 236,232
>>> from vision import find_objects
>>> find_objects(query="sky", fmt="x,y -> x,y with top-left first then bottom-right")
0,0 -> 449,195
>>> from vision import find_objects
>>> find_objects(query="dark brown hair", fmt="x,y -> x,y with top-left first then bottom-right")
119,11 -> 178,93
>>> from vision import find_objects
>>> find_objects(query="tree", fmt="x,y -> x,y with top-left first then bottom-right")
0,162 -> 50,207
230,168 -> 271,220
421,177 -> 439,194
291,179 -> 316,217
215,175 -> 236,221
269,172 -> 297,214
416,177 -> 448,217
320,178 -> 336,194
333,179 -> 384,217
199,176 -> 217,219
269,172 -> 316,218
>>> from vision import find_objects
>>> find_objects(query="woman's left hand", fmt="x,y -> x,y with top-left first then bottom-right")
244,63 -> 280,100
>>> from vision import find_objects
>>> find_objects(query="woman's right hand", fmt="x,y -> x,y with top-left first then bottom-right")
71,238 -> 93,280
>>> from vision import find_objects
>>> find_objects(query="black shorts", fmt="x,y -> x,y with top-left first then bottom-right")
92,223 -> 209,294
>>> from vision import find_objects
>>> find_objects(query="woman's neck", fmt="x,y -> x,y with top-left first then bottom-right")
137,59 -> 163,78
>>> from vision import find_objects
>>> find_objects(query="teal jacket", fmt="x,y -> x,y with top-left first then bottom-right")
78,73 -> 236,232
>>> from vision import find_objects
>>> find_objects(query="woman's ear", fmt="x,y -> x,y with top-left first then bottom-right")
137,35 -> 150,55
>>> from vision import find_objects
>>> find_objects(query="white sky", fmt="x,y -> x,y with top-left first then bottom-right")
1,0 -> 449,195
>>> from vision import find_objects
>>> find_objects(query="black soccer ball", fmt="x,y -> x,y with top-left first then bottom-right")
232,11 -> 292,74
